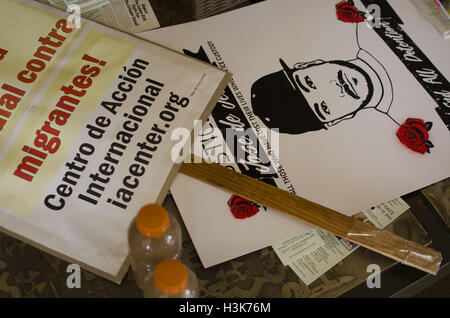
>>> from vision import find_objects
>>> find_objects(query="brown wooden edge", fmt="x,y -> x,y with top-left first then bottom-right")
179,158 -> 442,275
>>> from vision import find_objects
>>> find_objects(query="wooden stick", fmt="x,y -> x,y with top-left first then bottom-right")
179,159 -> 442,275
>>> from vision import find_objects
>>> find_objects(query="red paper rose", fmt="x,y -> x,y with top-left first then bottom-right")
227,195 -> 260,219
336,0 -> 365,23
396,118 -> 434,154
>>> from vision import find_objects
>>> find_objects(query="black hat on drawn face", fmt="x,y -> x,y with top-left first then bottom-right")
250,59 -> 326,135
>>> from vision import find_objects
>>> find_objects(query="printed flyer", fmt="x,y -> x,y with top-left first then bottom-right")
140,0 -> 450,268
0,0 -> 230,282
272,197 -> 410,285
42,0 -> 161,33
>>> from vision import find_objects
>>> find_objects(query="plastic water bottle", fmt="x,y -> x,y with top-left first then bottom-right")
143,259 -> 199,298
128,204 -> 182,289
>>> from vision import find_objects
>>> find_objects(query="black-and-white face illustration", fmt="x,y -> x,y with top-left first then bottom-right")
250,58 -> 375,135
291,59 -> 373,123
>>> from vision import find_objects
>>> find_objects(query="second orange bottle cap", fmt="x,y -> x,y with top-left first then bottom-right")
136,204 -> 170,238
153,259 -> 188,295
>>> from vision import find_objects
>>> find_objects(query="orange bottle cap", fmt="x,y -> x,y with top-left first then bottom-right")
153,259 -> 188,295
136,204 -> 170,238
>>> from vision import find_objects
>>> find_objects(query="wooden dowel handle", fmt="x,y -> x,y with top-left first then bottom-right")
179,158 -> 442,275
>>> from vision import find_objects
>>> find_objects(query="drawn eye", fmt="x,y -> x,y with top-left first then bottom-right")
321,101 -> 330,115
305,76 -> 316,89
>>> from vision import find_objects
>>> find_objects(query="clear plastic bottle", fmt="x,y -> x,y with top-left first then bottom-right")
128,204 -> 182,289
143,259 -> 199,298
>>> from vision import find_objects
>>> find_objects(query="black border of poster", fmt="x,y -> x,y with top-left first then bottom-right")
360,0 -> 450,131
183,47 -> 279,187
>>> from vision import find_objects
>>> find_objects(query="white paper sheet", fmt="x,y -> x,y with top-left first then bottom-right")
272,197 -> 410,285
45,0 -> 160,33
139,0 -> 450,268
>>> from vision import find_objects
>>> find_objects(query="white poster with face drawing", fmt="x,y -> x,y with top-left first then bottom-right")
139,0 -> 450,268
